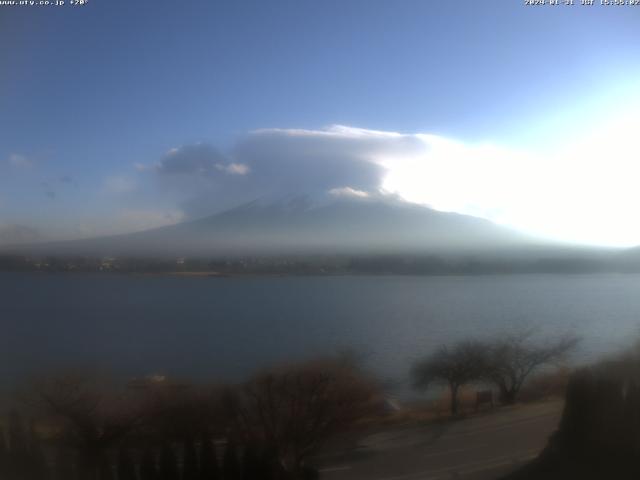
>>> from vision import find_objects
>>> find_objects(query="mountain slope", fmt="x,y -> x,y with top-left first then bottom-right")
5,195 -> 539,257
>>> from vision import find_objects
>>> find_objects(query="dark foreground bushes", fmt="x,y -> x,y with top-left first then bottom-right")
0,412 -> 47,480
0,355 -> 381,480
506,344 -> 640,479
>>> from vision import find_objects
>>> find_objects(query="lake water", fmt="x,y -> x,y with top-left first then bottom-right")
2,272 -> 640,393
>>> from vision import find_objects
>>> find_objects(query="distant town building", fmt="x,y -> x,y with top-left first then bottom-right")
100,257 -> 116,270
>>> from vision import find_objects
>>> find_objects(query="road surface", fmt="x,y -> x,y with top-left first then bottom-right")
315,401 -> 563,480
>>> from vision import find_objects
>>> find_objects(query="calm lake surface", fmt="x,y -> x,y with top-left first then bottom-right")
2,272 -> 640,391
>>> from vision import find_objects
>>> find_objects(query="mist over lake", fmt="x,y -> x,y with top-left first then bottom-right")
2,272 -> 639,392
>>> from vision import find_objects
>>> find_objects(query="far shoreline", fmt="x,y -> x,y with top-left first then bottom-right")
3,269 -> 640,279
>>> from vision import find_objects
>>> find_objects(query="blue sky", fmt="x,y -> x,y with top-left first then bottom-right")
2,0 -> 640,245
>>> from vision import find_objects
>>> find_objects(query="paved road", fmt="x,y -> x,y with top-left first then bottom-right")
315,401 -> 563,480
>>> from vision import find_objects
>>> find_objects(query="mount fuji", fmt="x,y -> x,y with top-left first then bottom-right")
6,193 -> 539,257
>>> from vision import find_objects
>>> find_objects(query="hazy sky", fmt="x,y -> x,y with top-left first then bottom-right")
1,0 -> 640,246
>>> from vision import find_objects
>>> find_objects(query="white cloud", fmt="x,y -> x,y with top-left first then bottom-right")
103,175 -> 136,194
8,153 -> 32,169
253,125 -> 405,140
149,133 -> 387,218
246,122 -> 640,247
215,163 -> 250,175
118,119 -> 640,247
328,186 -> 370,198
155,144 -> 226,175
134,162 -> 157,172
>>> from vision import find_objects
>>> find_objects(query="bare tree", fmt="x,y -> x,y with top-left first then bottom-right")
140,383 -> 224,442
26,374 -> 144,480
483,331 -> 579,404
412,340 -> 487,416
227,356 -> 380,476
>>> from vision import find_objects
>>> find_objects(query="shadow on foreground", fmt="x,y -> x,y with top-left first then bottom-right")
504,342 -> 640,480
